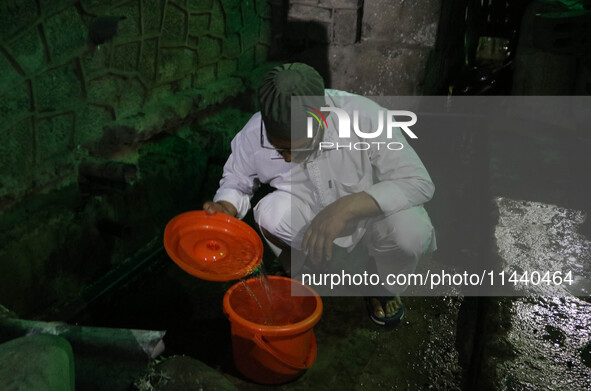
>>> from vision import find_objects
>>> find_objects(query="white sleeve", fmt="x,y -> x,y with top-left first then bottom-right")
212,114 -> 261,219
363,122 -> 435,215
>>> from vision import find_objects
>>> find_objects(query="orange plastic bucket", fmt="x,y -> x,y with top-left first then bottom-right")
223,276 -> 323,384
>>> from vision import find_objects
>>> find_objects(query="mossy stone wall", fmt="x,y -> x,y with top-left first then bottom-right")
0,0 -> 272,315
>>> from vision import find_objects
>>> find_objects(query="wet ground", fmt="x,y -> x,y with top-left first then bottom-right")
72,251 -> 464,391
481,125 -> 591,390
66,116 -> 591,390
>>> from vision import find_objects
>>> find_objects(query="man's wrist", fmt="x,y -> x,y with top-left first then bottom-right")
340,192 -> 381,220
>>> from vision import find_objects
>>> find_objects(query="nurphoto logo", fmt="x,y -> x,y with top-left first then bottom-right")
304,106 -> 418,151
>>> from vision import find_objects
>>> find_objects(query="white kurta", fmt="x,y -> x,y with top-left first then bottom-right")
214,90 -> 434,219
214,90 -> 436,288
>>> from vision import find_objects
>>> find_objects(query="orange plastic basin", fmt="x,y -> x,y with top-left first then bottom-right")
164,211 -> 263,281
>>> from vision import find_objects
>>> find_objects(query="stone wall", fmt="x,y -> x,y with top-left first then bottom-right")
0,0 -> 272,315
287,0 -> 362,45
281,0 -> 441,95
0,0 -> 271,201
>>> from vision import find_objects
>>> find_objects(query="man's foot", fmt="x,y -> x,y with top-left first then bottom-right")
366,296 -> 405,326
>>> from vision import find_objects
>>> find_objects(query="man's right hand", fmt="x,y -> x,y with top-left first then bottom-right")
203,201 -> 238,217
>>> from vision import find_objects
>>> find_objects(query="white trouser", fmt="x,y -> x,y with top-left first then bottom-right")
253,190 -> 436,294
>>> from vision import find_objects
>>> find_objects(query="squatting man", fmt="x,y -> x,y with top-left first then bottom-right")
204,63 -> 436,326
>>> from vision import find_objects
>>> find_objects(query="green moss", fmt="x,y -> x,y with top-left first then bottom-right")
8,28 -> 45,74
36,113 -> 75,161
191,107 -> 252,156
259,20 -> 271,45
113,2 -> 141,38
220,0 -> 240,11
87,74 -> 122,104
0,51 -> 25,92
112,42 -> 140,72
194,64 -> 217,87
0,118 -> 35,196
142,0 -> 163,34
80,0 -> 120,12
238,47 -> 254,70
0,0 -> 39,42
44,7 -> 87,62
209,0 -> 226,36
0,183 -> 81,314
198,36 -> 222,64
77,105 -> 112,147
161,3 -> 187,42
217,59 -> 238,78
138,39 -> 157,81
224,6 -> 242,35
35,63 -> 83,111
255,0 -> 270,17
0,82 -> 31,129
138,135 -> 208,226
39,0 -> 77,16
158,48 -> 198,82
188,13 -> 210,36
187,0 -> 214,12
255,43 -> 268,63
118,77 -> 145,118
240,19 -> 260,50
222,34 -> 241,57
240,0 -> 258,34
81,44 -> 110,77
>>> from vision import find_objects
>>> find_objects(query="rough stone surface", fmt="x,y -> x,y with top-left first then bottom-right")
187,0 -> 214,12
44,7 -> 87,62
240,19 -> 262,50
198,36 -> 222,64
161,4 -> 187,42
138,39 -> 157,81
0,82 -> 31,130
35,63 -> 83,111
188,14 -> 210,36
143,0 -> 163,34
36,113 -> 75,162
0,51 -> 24,91
0,0 -> 39,41
0,0 -> 271,316
318,0 -> 362,8
8,29 -> 46,74
0,335 -> 75,391
512,1 -> 584,95
361,0 -> 440,46
0,119 -> 35,196
132,356 -> 238,391
333,9 -> 359,44
291,0 -> 319,5
113,2 -> 141,38
112,42 -> 141,72
326,43 -> 432,95
289,3 -> 332,23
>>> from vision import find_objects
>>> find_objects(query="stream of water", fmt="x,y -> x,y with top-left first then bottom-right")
239,263 -> 276,325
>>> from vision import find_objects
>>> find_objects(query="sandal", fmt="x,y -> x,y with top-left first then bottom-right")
365,296 -> 405,326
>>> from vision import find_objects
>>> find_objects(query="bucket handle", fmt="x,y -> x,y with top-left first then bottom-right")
252,333 -> 317,371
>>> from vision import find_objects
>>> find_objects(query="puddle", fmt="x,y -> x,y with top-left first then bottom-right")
497,297 -> 591,390
494,197 -> 591,297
